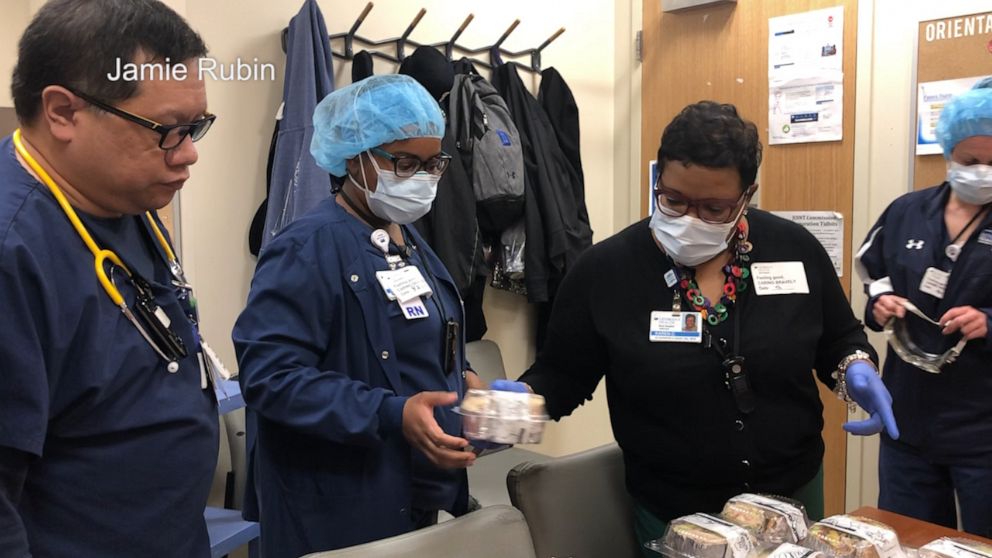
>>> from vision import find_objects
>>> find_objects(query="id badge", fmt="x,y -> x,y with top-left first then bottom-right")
649,311 -> 702,343
919,267 -> 949,299
375,270 -> 399,300
389,266 -> 433,302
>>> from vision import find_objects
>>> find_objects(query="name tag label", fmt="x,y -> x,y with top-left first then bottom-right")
752,262 -> 810,296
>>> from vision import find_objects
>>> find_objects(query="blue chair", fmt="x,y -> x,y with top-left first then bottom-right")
206,379 -> 259,558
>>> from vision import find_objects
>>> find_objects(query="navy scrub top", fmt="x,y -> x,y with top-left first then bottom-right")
0,136 -> 219,557
234,197 -> 468,556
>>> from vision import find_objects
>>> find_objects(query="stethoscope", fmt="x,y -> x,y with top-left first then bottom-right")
12,129 -> 192,373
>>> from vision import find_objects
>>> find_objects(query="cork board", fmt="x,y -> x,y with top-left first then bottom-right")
913,11 -> 992,190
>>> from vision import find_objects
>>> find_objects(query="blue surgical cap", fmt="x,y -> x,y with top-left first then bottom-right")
310,74 -> 444,177
936,83 -> 992,159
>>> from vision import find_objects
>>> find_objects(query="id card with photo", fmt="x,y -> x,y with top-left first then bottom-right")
649,311 -> 703,343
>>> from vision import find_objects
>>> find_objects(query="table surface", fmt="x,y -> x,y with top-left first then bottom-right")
851,506 -> 992,549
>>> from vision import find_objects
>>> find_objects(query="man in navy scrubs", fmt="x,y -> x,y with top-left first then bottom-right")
0,1 -> 219,556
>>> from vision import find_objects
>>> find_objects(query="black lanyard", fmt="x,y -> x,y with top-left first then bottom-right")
701,288 -> 755,415
944,204 -> 990,263
378,226 -> 461,377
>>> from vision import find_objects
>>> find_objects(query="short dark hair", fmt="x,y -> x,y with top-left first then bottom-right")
11,0 -> 207,122
657,101 -> 762,189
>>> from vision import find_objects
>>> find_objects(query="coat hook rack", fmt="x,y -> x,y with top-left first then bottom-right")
281,2 -> 565,74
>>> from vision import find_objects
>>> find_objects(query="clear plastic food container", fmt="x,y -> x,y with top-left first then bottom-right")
645,513 -> 758,558
454,389 -> 549,444
918,537 -> 992,558
803,515 -> 906,558
759,542 -> 826,558
720,494 -> 810,544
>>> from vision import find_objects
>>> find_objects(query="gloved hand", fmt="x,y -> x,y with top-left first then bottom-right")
490,379 -> 531,393
842,361 -> 900,439
466,380 -> 531,452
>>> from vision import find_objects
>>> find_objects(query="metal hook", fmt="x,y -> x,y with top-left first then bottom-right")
493,19 -> 520,50
397,8 -> 427,61
443,13 -> 474,60
401,8 -> 427,40
348,2 -> 374,37
537,27 -> 565,51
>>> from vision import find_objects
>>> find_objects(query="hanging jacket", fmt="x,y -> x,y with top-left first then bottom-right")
491,63 -> 593,303
539,67 -> 589,223
252,0 -> 335,253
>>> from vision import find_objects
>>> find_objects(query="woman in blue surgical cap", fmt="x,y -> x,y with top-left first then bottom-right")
233,74 -> 483,557
856,80 -> 992,536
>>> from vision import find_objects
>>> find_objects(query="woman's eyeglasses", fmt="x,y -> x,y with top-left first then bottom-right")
370,147 -> 452,178
654,184 -> 752,224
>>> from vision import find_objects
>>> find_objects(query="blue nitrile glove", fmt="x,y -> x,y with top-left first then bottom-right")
490,379 -> 530,393
466,380 -> 531,452
842,361 -> 900,439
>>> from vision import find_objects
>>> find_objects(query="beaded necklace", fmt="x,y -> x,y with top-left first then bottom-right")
674,218 -> 753,326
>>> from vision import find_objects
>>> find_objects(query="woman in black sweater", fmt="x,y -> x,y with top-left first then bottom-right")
515,101 -> 898,555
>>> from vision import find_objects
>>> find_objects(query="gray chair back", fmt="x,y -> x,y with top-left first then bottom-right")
301,505 -> 537,558
507,443 -> 642,558
465,339 -> 508,384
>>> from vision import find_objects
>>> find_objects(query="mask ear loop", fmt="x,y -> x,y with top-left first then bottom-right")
724,186 -> 755,244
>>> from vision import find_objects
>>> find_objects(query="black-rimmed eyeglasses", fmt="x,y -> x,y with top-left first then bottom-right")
67,87 -> 216,150
370,147 -> 452,178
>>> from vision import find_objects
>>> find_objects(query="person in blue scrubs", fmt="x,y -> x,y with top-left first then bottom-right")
857,82 -> 992,537
0,1 -> 219,556
233,74 -> 483,557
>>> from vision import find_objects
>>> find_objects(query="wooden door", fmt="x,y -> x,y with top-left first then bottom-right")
641,0 -> 859,516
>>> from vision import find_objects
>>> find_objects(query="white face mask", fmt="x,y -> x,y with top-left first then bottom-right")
349,150 -> 440,224
948,161 -> 992,205
650,209 -> 739,267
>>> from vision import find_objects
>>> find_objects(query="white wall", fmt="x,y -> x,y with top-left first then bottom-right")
846,0 -> 992,511
0,1 -> 30,108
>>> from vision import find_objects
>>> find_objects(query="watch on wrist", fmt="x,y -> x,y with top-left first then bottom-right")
831,350 -> 875,413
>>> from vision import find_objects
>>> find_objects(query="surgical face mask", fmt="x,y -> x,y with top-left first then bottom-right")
349,151 -> 439,224
650,209 -> 738,267
947,161 -> 992,205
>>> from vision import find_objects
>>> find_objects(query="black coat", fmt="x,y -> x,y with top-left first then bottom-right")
492,64 -> 593,303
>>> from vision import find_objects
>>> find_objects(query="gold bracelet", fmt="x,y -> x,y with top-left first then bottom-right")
831,350 -> 875,413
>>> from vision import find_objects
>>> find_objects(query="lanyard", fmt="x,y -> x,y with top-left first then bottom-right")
674,272 -> 755,415
368,224 -> 460,375
12,129 -> 192,371
944,204 -> 990,262
704,296 -> 755,415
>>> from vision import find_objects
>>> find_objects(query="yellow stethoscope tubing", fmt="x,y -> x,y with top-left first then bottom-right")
12,129 -> 178,364
12,129 -> 180,299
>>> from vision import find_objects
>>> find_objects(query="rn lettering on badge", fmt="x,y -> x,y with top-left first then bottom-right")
400,297 -> 429,320
406,306 -> 426,318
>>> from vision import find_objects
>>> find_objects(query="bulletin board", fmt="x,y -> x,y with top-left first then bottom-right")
913,10 -> 992,190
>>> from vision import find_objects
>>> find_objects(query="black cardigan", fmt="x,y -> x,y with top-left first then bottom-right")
520,209 -> 876,519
